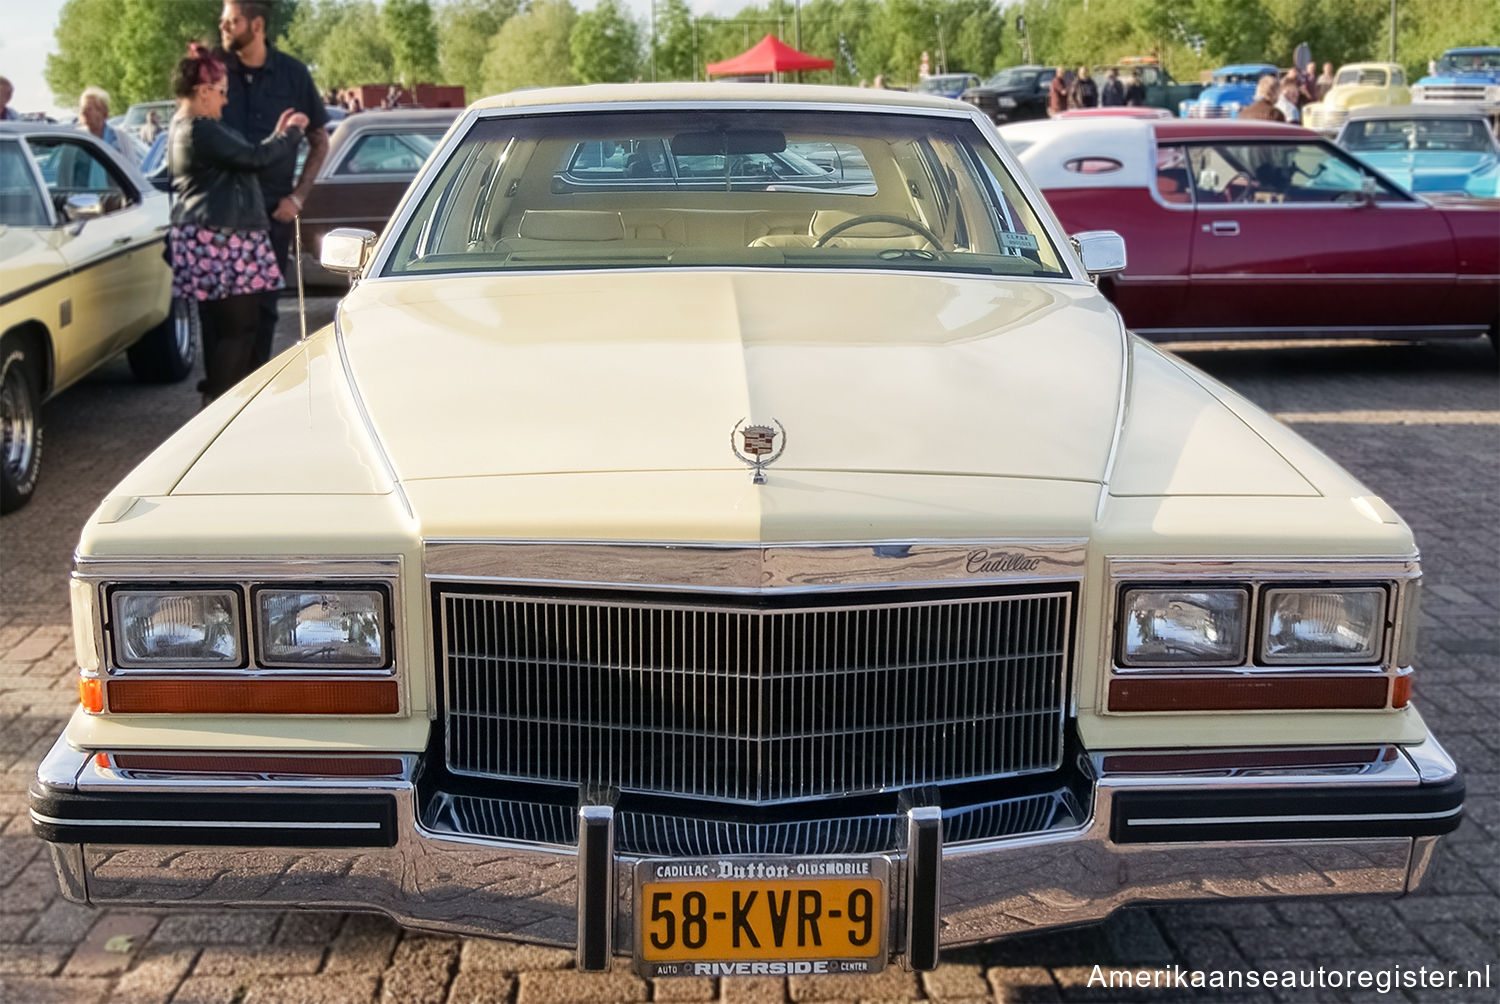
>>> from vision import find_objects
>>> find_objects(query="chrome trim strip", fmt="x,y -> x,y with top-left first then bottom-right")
333,313 -> 414,519
423,538 -> 1088,592
1096,315 -> 1132,522
1402,736 -> 1460,785
30,811 -> 383,830
1125,808 -> 1462,826
1136,325 -> 1486,340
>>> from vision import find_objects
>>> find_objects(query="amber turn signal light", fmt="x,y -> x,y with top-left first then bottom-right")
105,678 -> 399,715
78,676 -> 104,713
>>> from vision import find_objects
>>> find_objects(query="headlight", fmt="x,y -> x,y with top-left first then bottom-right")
111,588 -> 242,667
255,587 -> 388,668
1261,587 -> 1386,664
1119,588 -> 1248,667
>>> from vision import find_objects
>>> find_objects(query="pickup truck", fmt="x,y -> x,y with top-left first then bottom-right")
1412,47 -> 1500,125
1179,64 -> 1278,118
1099,58 -> 1204,115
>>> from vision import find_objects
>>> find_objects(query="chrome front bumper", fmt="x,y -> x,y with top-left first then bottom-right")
32,736 -> 1462,972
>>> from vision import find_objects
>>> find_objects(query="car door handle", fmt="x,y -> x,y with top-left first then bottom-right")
1204,221 -> 1240,236
112,235 -> 132,246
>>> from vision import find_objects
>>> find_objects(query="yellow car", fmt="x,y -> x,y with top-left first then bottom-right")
1,123 -> 197,513
31,85 -> 1460,977
1304,62 -> 1412,133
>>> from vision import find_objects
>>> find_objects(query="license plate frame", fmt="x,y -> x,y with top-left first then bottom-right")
633,855 -> 890,978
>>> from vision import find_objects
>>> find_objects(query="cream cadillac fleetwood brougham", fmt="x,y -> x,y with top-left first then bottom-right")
32,85 -> 1462,977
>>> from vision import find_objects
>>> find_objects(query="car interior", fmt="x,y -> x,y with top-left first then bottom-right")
383,111 -> 1067,279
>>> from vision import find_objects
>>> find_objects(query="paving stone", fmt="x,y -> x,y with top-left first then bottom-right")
151,911 -> 279,945
112,947 -> 198,1004
921,963 -> 989,1000
64,911 -> 161,976
324,913 -> 400,973
242,974 -> 383,1004
458,938 -> 574,972
0,944 -> 68,976
380,934 -> 462,1004
650,975 -> 718,1000
445,969 -> 516,1004
515,965 -> 648,1003
273,912 -> 344,945
170,976 -> 252,1004
719,976 -> 788,1003
194,943 -> 324,976
788,968 -> 919,1000
0,975 -> 112,1003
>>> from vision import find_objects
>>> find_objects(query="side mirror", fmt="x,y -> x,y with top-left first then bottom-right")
1072,230 -> 1127,278
1360,175 -> 1379,204
62,193 -> 104,224
320,227 -> 378,279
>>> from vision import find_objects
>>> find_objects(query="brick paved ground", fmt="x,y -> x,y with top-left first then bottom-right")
1,316 -> 1495,1003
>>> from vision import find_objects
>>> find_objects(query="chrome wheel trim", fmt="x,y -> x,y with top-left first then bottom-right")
0,357 -> 36,483
174,299 -> 197,363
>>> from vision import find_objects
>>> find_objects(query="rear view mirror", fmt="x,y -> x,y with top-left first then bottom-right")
672,130 -> 787,156
320,227 -> 378,279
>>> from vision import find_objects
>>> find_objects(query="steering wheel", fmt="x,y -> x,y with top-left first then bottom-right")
813,214 -> 945,250
1222,171 -> 1256,203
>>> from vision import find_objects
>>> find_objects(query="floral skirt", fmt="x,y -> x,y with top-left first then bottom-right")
170,224 -> 283,301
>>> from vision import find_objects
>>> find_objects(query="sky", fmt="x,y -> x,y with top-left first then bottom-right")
5,0 -> 749,121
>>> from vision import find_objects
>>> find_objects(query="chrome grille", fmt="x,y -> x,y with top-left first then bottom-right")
439,588 -> 1071,803
425,788 -> 1085,855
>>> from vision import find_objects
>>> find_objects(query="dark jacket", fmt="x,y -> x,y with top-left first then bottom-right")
1124,80 -> 1146,105
1070,76 -> 1099,108
1101,78 -> 1125,106
1236,99 -> 1286,122
169,115 -> 304,230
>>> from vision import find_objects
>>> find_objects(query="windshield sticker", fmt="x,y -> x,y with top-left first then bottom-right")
1000,232 -> 1040,251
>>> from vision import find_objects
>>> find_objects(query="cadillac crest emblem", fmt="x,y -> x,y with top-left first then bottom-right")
730,418 -> 787,484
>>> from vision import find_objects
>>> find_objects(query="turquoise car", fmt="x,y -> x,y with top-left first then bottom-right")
1337,104 -> 1500,198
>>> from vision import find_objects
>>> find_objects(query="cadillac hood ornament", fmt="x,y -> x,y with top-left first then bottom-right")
731,418 -> 787,484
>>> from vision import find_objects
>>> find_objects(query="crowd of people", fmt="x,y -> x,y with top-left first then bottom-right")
1047,64 -> 1151,114
1044,58 -> 1339,120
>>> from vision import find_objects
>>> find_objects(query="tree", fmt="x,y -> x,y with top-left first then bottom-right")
316,1 -> 397,89
439,0 -> 520,99
571,0 -> 642,83
385,0 -> 441,85
47,0 -> 219,108
652,0 -> 698,81
280,0 -> 345,67
481,0 -> 579,93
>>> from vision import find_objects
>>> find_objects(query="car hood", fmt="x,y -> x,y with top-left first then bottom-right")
333,270 -> 1125,483
1363,151 -> 1498,192
1196,84 -> 1255,104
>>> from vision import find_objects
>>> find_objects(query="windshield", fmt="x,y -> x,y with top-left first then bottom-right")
1343,118 -> 1497,153
914,76 -> 973,94
986,69 -> 1036,89
1335,68 -> 1387,87
1436,52 -> 1500,74
383,109 -> 1068,280
1213,71 -> 1268,85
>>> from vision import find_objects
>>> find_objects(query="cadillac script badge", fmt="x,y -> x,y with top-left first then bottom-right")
730,419 -> 787,484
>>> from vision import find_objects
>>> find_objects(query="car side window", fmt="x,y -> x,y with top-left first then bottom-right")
337,132 -> 440,175
0,141 -> 51,226
1154,144 -> 1192,205
1391,69 -> 1405,87
1187,142 -> 1403,204
25,137 -> 136,216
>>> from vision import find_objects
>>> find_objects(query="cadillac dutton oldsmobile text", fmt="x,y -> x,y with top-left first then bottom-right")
31,85 -> 1463,977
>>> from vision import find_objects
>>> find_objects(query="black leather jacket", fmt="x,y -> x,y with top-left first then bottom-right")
169,115 -> 303,230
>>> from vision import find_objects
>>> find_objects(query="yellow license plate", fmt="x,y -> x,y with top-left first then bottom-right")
635,857 -> 888,978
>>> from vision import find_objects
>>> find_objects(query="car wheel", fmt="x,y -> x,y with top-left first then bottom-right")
127,296 -> 199,383
0,339 -> 44,515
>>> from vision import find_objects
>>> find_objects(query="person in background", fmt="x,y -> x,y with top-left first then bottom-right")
141,109 -> 163,144
1316,62 -> 1336,100
1100,68 -> 1125,107
78,87 -> 138,165
1275,73 -> 1301,123
1069,65 -> 1098,108
1237,74 -> 1286,122
1048,66 -> 1070,116
1123,68 -> 1146,107
0,77 -> 19,120
218,0 -> 329,368
1300,61 -> 1318,105
168,43 -> 306,406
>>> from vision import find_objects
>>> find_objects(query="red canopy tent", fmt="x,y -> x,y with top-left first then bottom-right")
705,35 -> 835,76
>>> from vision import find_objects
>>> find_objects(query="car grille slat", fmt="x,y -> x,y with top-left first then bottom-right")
440,588 -> 1071,803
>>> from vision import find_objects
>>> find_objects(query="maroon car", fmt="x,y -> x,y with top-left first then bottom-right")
299,108 -> 460,285
1002,117 -> 1499,346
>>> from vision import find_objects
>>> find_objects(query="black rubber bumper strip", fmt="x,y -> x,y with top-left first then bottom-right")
1111,777 -> 1464,844
30,788 -> 398,848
